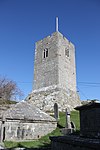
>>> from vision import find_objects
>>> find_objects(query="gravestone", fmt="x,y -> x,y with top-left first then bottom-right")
61,108 -> 74,135
65,108 -> 71,128
54,103 -> 59,121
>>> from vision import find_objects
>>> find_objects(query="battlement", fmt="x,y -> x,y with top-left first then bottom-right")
36,31 -> 74,48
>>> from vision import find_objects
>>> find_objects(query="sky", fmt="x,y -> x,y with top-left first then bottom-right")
0,0 -> 100,101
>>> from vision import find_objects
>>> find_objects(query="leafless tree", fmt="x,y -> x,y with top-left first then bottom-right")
0,76 -> 23,101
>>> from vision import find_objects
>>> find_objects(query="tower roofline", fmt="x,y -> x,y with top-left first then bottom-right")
36,31 -> 75,49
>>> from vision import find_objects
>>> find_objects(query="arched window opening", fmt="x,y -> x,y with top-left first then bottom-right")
44,48 -> 48,58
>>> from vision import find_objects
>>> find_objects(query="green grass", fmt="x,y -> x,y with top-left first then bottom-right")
4,128 -> 62,148
71,110 -> 80,130
4,110 -> 80,148
58,111 -> 80,130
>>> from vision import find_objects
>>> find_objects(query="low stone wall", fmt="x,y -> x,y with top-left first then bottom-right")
50,135 -> 100,150
2,120 -> 56,141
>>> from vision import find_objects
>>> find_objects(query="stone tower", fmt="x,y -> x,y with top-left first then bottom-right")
27,22 -> 80,111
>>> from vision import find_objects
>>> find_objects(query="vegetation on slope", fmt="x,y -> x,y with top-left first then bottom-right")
0,99 -> 17,105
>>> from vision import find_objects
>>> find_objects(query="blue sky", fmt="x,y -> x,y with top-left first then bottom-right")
0,0 -> 100,101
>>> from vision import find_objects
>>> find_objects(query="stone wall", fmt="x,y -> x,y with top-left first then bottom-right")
57,32 -> 76,92
33,31 -> 76,92
27,85 -> 80,111
0,119 -> 56,141
33,32 -> 59,90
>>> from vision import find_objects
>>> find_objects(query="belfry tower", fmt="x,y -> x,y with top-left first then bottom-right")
27,18 -> 80,111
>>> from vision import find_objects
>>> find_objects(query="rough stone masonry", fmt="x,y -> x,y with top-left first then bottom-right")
26,31 -> 81,111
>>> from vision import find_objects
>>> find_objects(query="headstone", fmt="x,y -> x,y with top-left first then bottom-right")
54,103 -> 59,121
61,108 -> 74,135
66,108 -> 71,128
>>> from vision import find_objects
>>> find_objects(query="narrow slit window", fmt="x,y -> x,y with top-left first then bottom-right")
65,48 -> 69,57
44,49 -> 46,58
46,48 -> 48,57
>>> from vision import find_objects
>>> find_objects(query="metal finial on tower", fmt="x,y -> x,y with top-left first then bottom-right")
56,17 -> 58,32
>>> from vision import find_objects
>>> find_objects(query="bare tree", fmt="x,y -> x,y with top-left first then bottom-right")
0,76 -> 23,101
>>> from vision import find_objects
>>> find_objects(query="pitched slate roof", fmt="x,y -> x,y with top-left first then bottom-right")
2,101 -> 56,122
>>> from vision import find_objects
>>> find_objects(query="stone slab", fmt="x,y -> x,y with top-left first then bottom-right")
50,135 -> 100,150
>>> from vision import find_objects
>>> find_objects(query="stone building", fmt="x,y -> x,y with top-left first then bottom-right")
27,27 -> 80,111
0,101 -> 56,142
